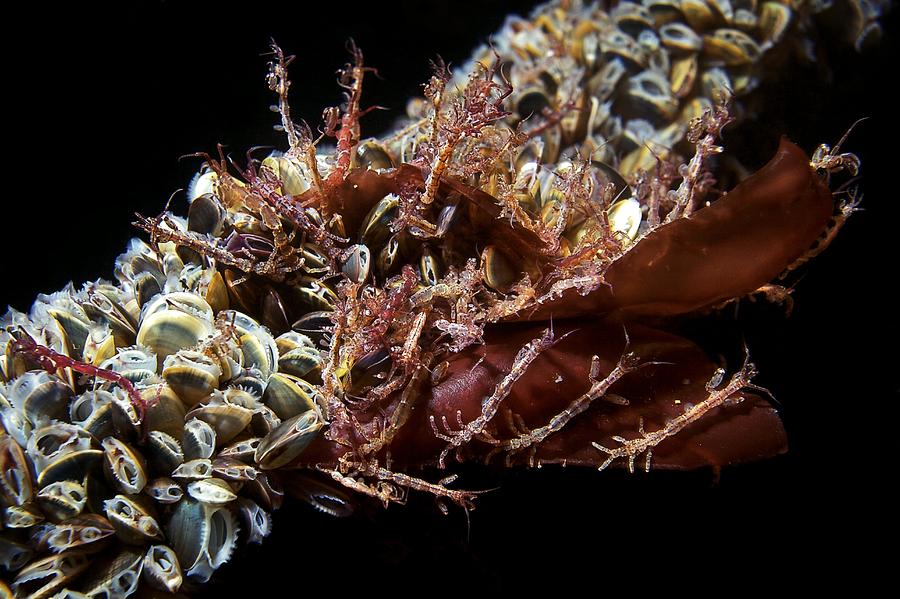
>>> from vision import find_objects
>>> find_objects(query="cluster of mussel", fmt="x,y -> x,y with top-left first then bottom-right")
0,0 -> 887,597
0,185 -> 341,595
392,0 -> 886,181
361,0 -> 886,283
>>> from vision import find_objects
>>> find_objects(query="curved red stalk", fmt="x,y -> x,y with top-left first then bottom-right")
10,330 -> 147,423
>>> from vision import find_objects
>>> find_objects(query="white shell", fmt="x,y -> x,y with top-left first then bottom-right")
607,198 -> 643,241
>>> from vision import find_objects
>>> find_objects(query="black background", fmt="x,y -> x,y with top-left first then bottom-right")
2,1 -> 895,593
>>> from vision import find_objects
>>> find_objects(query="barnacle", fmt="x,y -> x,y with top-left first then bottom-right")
1,0 -> 891,596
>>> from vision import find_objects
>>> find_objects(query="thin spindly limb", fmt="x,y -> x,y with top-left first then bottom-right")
592,356 -> 758,473
781,187 -> 861,276
356,351 -> 433,457
317,466 -> 403,508
485,348 -> 643,465
266,42 -> 325,194
363,464 -> 480,510
430,328 -> 555,468
133,212 -> 305,279
321,458 -> 480,510
664,101 -> 732,222
420,53 -> 512,206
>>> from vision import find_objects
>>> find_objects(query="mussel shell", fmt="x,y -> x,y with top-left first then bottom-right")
4,503 -> 44,528
204,270 -> 230,314
262,155 -> 311,196
35,480 -> 87,522
436,204 -> 459,238
104,494 -> 164,545
255,410 -> 323,470
81,287 -> 138,348
285,473 -> 355,518
29,513 -> 116,553
100,347 -> 157,384
341,244 -> 372,284
344,348 -> 391,394
223,269 -> 262,314
83,326 -> 117,367
11,551 -> 90,599
291,311 -> 333,347
188,192 -> 226,236
9,371 -> 72,427
513,85 -> 552,120
69,390 -> 115,439
228,374 -> 267,399
142,544 -> 183,593
703,28 -> 762,66
659,22 -> 703,52
261,287 -> 291,336
235,498 -> 272,544
186,478 -> 237,505
359,193 -> 399,247
607,197 -> 643,241
702,66 -> 732,102
481,246 -> 518,292
145,431 -> 184,476
46,308 -> 91,360
211,456 -> 258,482
588,57 -> 628,104
36,449 -> 102,489
109,390 -> 142,442
601,28 -> 647,68
136,309 -> 214,367
0,535 -> 33,570
670,54 -> 699,98
249,405 -> 282,437
356,140 -> 394,171
217,438 -> 261,463
681,0 -> 717,29
299,243 -> 329,272
263,373 -> 320,420
83,469 -> 113,517
241,472 -> 284,512
612,0 -> 655,35
171,458 -> 214,481
102,437 -> 148,495
162,250 -> 186,281
0,406 -> 32,448
140,383 -> 188,439
220,310 -> 279,379
182,418 -> 216,461
0,434 -> 34,506
220,387 -> 261,410
376,235 -> 402,278
274,331 -> 315,354
162,350 -> 222,407
419,246 -> 442,286
133,272 -> 162,309
78,547 -> 144,599
144,477 -> 184,504
141,291 -> 214,323
277,346 -> 323,382
759,1 -> 792,45
136,294 -> 214,366
166,498 -> 238,582
294,277 -> 338,312
186,400 -> 253,445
